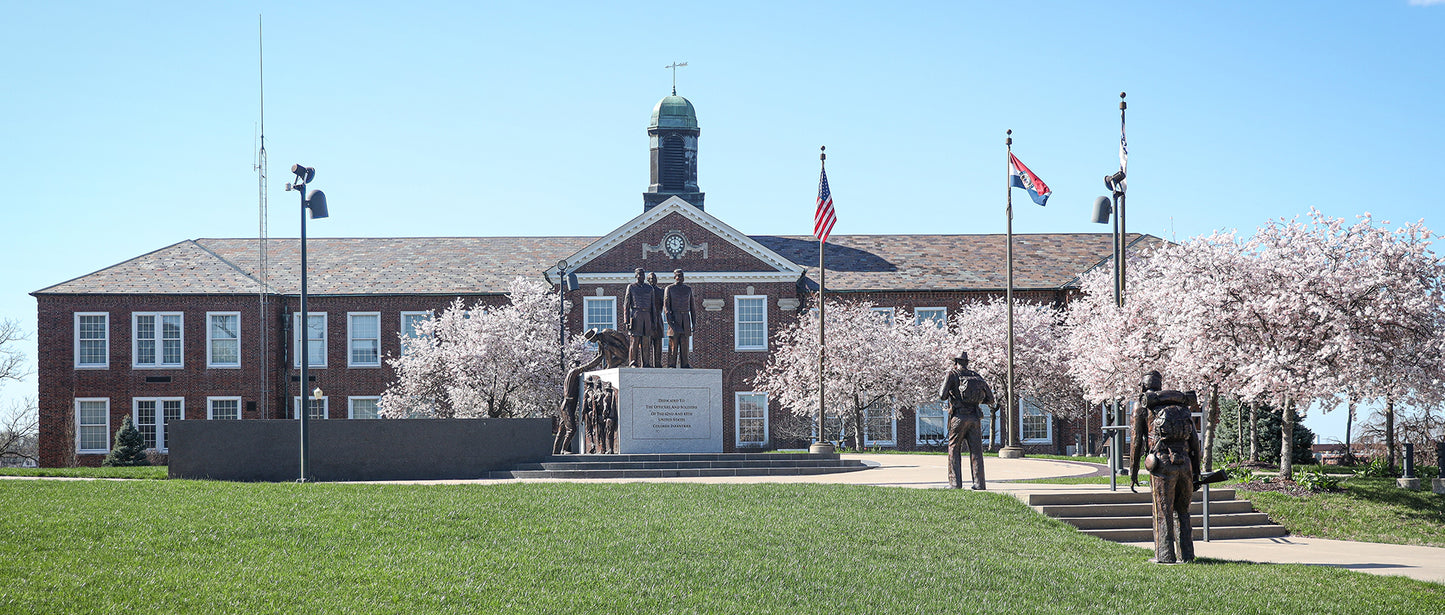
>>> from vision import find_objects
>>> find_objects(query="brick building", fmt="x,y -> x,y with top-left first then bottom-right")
34,93 -> 1149,466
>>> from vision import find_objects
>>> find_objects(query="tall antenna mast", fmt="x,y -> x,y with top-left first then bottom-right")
255,14 -> 270,419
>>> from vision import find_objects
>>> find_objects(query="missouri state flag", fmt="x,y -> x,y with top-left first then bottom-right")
1008,153 -> 1052,206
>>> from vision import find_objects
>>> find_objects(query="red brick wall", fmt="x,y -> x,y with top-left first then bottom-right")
36,293 -> 505,466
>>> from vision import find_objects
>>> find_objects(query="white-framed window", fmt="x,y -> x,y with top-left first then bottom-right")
348,312 -> 381,367
583,296 -> 616,334
914,307 -> 947,328
133,397 -> 184,451
399,311 -> 432,356
1020,397 -> 1053,444
76,398 -> 110,453
864,402 -> 896,447
915,401 -> 948,445
292,312 -> 327,368
870,307 -> 896,325
735,392 -> 769,447
207,396 -> 242,420
75,313 -> 109,369
132,312 -> 183,369
293,397 -> 329,420
206,312 -> 241,368
734,295 -> 768,351
349,396 -> 380,419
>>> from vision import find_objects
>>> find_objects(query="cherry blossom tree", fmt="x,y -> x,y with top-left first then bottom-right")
751,301 -> 950,450
949,297 -> 1085,447
380,277 -> 588,419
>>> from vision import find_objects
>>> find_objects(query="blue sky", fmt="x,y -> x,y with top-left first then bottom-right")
3,1 -> 1442,443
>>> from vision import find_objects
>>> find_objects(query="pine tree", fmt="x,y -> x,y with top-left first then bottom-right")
1212,398 -> 1314,466
102,415 -> 150,467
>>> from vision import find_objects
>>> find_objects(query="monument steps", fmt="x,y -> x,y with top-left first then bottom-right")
1023,487 -> 1288,542
495,452 -> 870,479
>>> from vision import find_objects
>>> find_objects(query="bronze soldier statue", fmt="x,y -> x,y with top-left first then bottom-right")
622,268 -> 661,367
578,378 -> 595,453
582,328 -> 630,369
553,358 -> 600,454
646,272 -> 665,368
663,269 -> 698,368
1130,370 -> 1200,564
602,381 -> 619,454
939,351 -> 994,490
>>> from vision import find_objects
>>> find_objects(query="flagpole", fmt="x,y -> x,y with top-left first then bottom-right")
1000,130 -> 1024,459
811,146 -> 834,454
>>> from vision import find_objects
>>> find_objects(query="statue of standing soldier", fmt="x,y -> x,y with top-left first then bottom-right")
646,272 -> 665,368
939,351 -> 994,490
623,268 -> 662,367
663,269 -> 698,368
1130,370 -> 1200,564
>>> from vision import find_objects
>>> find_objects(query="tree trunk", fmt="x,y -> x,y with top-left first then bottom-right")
1385,395 -> 1397,471
1236,400 -> 1243,463
1279,398 -> 1296,480
1248,402 -> 1259,463
1344,396 -> 1355,465
851,406 -> 866,451
1082,404 -> 1090,456
1201,385 -> 1220,471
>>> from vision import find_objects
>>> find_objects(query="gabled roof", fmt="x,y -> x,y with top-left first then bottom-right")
34,229 -> 1155,296
34,237 -> 593,296
545,196 -> 805,284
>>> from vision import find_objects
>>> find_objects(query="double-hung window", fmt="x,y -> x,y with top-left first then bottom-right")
733,296 -> 767,351
293,397 -> 329,420
863,402 -> 897,447
915,401 -> 948,445
75,313 -> 109,369
399,311 -> 431,356
348,312 -> 381,367
735,392 -> 769,447
133,312 -> 183,368
914,307 -> 947,328
76,398 -> 110,453
1020,397 -> 1052,444
292,313 -> 327,368
349,396 -> 380,419
207,397 -> 241,420
583,296 -> 616,334
207,312 -> 241,368
133,397 -> 184,451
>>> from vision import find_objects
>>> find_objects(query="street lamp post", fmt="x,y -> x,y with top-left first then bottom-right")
287,164 -> 327,483
1092,92 -> 1129,490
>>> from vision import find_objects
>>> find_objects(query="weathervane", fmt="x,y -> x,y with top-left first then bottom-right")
665,61 -> 688,95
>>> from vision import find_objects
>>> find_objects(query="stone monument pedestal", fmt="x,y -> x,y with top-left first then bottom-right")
1396,477 -> 1421,490
584,367 -> 723,454
1433,479 -> 1445,495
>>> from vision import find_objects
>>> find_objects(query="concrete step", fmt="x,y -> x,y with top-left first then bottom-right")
1024,488 -> 1236,506
503,465 -> 870,479
1036,500 -> 1255,518
1084,524 -> 1288,542
1058,512 -> 1275,530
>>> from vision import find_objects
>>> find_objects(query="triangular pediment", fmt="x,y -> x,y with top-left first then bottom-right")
548,197 -> 804,284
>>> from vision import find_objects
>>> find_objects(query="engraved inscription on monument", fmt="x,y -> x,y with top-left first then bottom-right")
631,387 -> 712,440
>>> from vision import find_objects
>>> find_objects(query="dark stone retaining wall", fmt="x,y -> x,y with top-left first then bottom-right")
168,418 -> 551,482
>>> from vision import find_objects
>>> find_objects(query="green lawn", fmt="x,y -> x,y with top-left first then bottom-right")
0,465 -> 168,479
1,481 -> 1440,613
1235,477 -> 1445,548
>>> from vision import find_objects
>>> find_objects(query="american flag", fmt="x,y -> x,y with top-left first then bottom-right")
814,167 -> 836,242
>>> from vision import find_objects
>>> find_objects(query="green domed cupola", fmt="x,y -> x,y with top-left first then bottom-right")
650,95 -> 699,130
644,93 -> 704,211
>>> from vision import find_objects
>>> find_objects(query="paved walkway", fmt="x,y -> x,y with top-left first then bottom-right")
425,452 -> 1445,584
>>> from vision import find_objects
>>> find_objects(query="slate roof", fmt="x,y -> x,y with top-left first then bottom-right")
33,233 -> 1155,296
